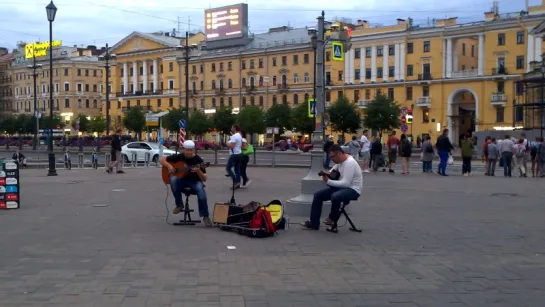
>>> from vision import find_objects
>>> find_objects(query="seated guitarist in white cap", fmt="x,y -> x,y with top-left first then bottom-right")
159,140 -> 212,227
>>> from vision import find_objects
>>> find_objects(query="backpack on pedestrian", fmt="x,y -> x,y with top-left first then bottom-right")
515,145 -> 525,157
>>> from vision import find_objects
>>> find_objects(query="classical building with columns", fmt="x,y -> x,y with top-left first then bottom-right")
329,1 -> 545,144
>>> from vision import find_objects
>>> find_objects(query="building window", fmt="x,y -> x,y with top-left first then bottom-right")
77,69 -> 81,76
169,98 -> 173,107
496,107 -> 504,122
407,65 -> 413,76
200,98 -> 204,108
241,78 -> 246,87
293,94 -> 299,105
272,57 -> 277,67
272,95 -> 277,105
211,80 -> 216,89
293,55 -> 298,65
211,63 -> 216,72
388,45 -> 395,56
249,60 -> 254,69
228,79 -> 233,88
64,68 -> 69,76
389,66 -> 395,77
77,99 -> 82,108
228,97 -> 233,107
422,109 -> 430,123
64,82 -> 70,91
242,97 -> 246,106
407,42 -> 413,54
258,58 -> 263,68
241,60 -> 246,69
250,96 -> 255,105
64,98 -> 69,108
365,47 -> 371,58
158,99 -> 162,107
293,73 -> 299,84
498,33 -> 506,46
168,62 -> 173,72
354,90 -> 359,102
272,76 -> 277,86
365,68 -> 371,79
355,49 -> 360,59
516,55 -> 525,70
326,91 -> 331,102
304,72 -> 310,83
282,56 -> 287,66
355,69 -> 360,80
517,31 -> 525,44
220,97 -> 224,106
338,71 -> 343,81
326,52 -> 331,61
406,87 -> 413,100
168,80 -> 174,89
471,45 -> 475,57
515,106 -> 523,122
259,96 -> 264,106
423,41 -> 430,52
212,98 -> 216,107
387,88 -> 394,100
377,46 -> 383,57
423,86 -> 430,97
85,99 -> 90,108
377,68 -> 383,78
219,63 -> 224,71
282,95 -> 287,104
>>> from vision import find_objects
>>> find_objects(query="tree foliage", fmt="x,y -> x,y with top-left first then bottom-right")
15,114 -> 33,134
188,109 -> 211,136
211,106 -> 237,135
265,103 -> 292,135
122,106 -> 146,134
0,116 -> 18,135
89,116 -> 107,134
327,96 -> 361,139
291,100 -> 315,136
40,116 -> 64,130
362,94 -> 401,136
238,105 -> 266,139
72,114 -> 90,132
162,107 -> 186,133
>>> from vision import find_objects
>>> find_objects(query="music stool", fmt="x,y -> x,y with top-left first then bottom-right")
173,187 -> 202,226
326,201 -> 362,234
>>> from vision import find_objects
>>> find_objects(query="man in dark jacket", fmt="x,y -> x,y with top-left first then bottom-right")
323,135 -> 334,169
107,129 -> 124,174
436,129 -> 454,176
369,136 -> 382,172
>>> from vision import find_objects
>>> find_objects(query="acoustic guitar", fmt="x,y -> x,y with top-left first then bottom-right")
161,161 -> 211,184
318,170 -> 340,180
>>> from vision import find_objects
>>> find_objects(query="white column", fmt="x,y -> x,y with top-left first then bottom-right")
394,43 -> 400,80
446,38 -> 453,78
123,62 -> 128,94
535,37 -> 542,64
527,34 -> 535,72
132,62 -> 137,93
382,44 -> 388,81
442,39 -> 447,78
399,43 -> 405,80
153,59 -> 158,92
349,48 -> 355,83
477,34 -> 484,76
359,47 -> 365,83
344,50 -> 349,83
453,40 -> 458,72
371,46 -> 377,82
142,60 -> 148,93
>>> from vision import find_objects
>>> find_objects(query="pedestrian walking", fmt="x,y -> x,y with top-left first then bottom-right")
399,134 -> 412,175
421,136 -> 434,173
435,129 -> 454,176
387,131 -> 400,173
240,131 -> 253,188
347,136 -> 360,161
226,124 -> 243,189
359,130 -> 371,173
514,138 -> 527,177
107,129 -> 124,174
498,134 -> 514,177
461,133 -> 474,176
486,138 -> 498,176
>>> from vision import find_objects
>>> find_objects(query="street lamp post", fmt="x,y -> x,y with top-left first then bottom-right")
98,43 -> 116,136
176,32 -> 198,149
46,0 -> 57,176
27,53 -> 42,150
308,29 -> 318,129
540,60 -> 545,138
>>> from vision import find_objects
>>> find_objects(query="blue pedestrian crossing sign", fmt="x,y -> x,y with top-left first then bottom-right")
332,42 -> 344,61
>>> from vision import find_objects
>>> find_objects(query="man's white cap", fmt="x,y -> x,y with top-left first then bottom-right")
183,140 -> 195,149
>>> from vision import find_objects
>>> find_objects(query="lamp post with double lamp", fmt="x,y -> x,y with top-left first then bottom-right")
46,0 -> 57,176
176,31 -> 198,151
98,43 -> 116,136
27,53 -> 42,150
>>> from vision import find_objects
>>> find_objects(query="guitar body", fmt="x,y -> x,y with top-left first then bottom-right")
161,161 -> 211,184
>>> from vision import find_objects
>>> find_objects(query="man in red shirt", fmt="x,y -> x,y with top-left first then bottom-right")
386,131 -> 401,173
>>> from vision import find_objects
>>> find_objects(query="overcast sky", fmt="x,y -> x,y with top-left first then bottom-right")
0,0 -> 530,50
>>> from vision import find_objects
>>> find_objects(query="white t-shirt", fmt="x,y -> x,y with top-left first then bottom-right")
360,135 -> 370,152
228,132 -> 243,155
327,156 -> 363,195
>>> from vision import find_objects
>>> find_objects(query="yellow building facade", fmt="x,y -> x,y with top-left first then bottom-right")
0,49 -> 14,117
105,2 -> 545,145
10,44 -> 103,133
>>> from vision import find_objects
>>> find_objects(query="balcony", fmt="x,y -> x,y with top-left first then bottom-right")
0,77 -> 12,85
490,92 -> 507,107
246,85 -> 256,93
190,89 -> 198,97
358,99 -> 372,108
215,87 -> 225,95
418,73 -> 432,81
492,67 -> 507,75
116,89 -> 165,97
451,69 -> 478,78
277,84 -> 289,92
416,96 -> 432,108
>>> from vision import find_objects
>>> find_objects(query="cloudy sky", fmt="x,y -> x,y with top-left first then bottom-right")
0,0 -> 530,50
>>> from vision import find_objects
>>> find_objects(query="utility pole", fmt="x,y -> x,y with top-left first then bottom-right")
176,32 -> 197,152
99,43 -> 116,136
27,53 -> 42,150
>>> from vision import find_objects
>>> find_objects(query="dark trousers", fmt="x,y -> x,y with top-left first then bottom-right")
502,152 -> 513,177
462,157 -> 472,174
240,155 -> 250,185
323,153 -> 331,169
422,161 -> 432,172
169,177 -> 209,217
438,150 -> 449,175
487,159 -> 497,176
226,154 -> 243,184
310,186 -> 359,228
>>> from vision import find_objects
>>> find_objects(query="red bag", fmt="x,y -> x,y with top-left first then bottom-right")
248,208 -> 276,236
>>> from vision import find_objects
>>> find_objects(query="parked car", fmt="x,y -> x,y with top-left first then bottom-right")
121,142 -> 176,163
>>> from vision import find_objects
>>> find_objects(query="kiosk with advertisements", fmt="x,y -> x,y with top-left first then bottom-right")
0,160 -> 20,209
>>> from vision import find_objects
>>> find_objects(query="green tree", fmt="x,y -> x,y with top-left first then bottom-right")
40,116 -> 65,130
291,100 -> 315,136
188,109 -> 211,137
15,114 -> 33,134
327,96 -> 361,141
211,105 -> 237,135
362,94 -> 401,137
122,106 -> 146,139
265,104 -> 293,135
0,116 -> 17,149
72,114 -> 90,133
238,105 -> 266,142
162,107 -> 186,133
89,116 -> 107,135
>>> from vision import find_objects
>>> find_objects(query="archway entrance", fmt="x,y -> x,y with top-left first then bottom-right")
448,88 -> 478,146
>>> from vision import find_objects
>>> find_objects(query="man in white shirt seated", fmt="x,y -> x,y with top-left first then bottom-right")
301,144 -> 363,230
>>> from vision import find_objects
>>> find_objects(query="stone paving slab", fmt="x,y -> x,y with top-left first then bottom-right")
0,167 -> 544,306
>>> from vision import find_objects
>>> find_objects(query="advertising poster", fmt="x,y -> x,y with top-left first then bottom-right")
0,161 -> 20,209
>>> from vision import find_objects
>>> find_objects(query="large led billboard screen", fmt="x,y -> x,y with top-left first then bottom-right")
205,3 -> 248,42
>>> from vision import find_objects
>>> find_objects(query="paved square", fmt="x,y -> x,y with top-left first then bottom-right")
0,166 -> 544,307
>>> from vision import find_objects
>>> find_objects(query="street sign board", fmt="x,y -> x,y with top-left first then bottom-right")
266,127 -> 279,134
401,115 -> 406,123
401,107 -> 408,115
401,124 -> 408,133
308,98 -> 316,118
145,115 -> 159,127
332,42 -> 344,61
178,119 -> 186,129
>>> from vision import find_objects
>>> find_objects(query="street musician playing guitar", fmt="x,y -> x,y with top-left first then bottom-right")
159,140 -> 212,227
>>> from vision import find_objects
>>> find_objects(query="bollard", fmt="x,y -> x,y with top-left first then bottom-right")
144,152 -> 151,167
253,145 -> 257,165
131,152 -> 137,167
214,148 -> 218,165
105,153 -> 111,168
78,153 -> 84,168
